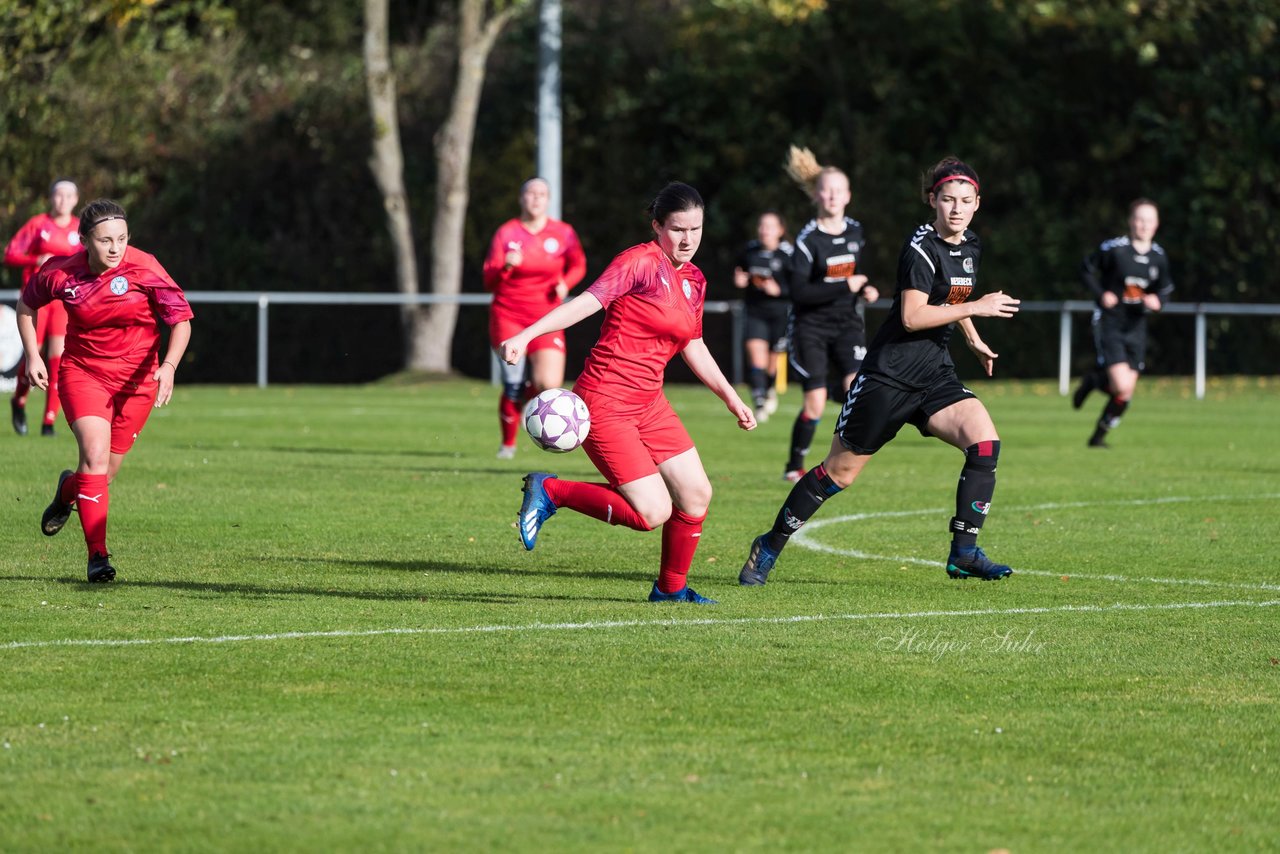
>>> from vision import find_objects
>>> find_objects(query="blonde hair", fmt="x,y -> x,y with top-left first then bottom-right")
784,145 -> 847,198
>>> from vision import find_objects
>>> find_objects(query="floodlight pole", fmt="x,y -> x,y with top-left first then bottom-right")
537,0 -> 563,219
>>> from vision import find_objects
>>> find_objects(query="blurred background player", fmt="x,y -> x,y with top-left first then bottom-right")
5,178 -> 81,436
501,182 -> 755,604
19,199 -> 193,583
733,210 -> 793,423
1072,198 -> 1173,447
740,157 -> 1021,587
780,146 -> 879,482
483,177 -> 587,459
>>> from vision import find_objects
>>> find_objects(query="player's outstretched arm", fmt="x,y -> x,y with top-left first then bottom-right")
16,301 -> 48,390
900,288 -> 1019,333
499,292 -> 603,365
681,338 -> 756,431
154,319 -> 192,408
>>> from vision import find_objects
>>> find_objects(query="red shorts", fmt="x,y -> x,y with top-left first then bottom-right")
489,310 -> 565,355
577,389 -> 695,487
34,300 -> 68,343
59,362 -> 157,455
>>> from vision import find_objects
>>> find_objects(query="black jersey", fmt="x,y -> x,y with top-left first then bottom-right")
790,217 -> 869,329
737,239 -> 794,314
1081,235 -> 1174,322
860,223 -> 981,390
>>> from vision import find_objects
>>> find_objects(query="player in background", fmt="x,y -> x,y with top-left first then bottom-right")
780,146 -> 879,482
5,179 -> 81,436
740,157 -> 1021,586
501,182 -> 756,604
733,210 -> 793,423
1071,199 -> 1173,447
18,200 -> 193,583
483,178 -> 587,459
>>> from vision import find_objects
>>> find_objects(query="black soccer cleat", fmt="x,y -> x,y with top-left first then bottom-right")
11,400 -> 27,436
87,552 -> 117,583
946,545 -> 1013,581
42,470 -> 75,537
41,423 -> 55,437
1071,373 -> 1097,409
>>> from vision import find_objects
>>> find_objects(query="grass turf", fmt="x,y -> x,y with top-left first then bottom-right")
2,376 -> 1277,852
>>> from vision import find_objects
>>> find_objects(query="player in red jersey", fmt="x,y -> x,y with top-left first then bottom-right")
18,200 -> 193,583
501,182 -> 756,604
483,178 -> 587,459
5,179 -> 82,436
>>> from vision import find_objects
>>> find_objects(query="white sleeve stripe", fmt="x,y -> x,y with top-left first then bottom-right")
797,240 -> 814,263
909,241 -> 936,273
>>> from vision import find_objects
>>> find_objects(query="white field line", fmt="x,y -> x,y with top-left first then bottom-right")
792,493 -> 1280,593
2,599 -> 1278,652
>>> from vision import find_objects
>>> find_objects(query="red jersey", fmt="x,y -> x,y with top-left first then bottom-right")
574,242 -> 706,404
5,213 -> 82,285
483,218 -> 587,322
22,246 -> 194,381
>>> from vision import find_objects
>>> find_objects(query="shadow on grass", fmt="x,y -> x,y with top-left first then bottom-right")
298,556 -> 655,584
0,571 -> 638,605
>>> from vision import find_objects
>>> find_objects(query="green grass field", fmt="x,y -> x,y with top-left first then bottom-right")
2,376 -> 1278,852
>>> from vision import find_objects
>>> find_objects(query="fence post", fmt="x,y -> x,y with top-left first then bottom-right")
1195,306 -> 1206,400
1058,306 -> 1072,396
257,295 -> 269,389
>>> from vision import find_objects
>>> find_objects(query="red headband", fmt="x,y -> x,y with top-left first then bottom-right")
931,174 -> 980,194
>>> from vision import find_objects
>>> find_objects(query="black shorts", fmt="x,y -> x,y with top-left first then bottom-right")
834,371 -> 976,455
1093,313 -> 1146,372
789,320 -> 866,392
743,306 -> 790,352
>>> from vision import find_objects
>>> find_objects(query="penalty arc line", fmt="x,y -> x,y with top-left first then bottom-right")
2,598 -> 1279,651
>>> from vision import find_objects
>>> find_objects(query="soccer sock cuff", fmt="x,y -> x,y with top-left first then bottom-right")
787,414 -> 821,471
658,507 -> 706,593
1098,396 -> 1129,431
951,440 -> 999,548
499,395 -> 521,446
543,479 -> 653,531
76,473 -> 110,556
767,462 -> 843,551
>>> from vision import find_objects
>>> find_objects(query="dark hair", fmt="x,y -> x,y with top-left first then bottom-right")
1128,197 -> 1158,216
759,209 -> 787,234
78,199 -> 127,239
647,182 -> 703,224
922,157 -> 980,203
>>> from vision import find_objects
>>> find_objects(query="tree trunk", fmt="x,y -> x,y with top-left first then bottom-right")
362,0 -> 420,366
410,0 -> 521,372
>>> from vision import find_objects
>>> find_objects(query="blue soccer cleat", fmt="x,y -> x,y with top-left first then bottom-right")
946,545 -> 1013,581
739,534 -> 780,586
518,472 -> 558,550
647,583 -> 717,605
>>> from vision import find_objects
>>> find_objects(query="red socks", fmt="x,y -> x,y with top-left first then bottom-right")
75,473 -> 110,556
658,507 -> 706,593
42,355 -> 61,426
13,357 -> 30,407
499,395 -> 520,447
543,479 -> 653,531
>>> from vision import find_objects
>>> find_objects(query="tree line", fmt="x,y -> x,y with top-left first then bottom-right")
3,0 -> 1276,382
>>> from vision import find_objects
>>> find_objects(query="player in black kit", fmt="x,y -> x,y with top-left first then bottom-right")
1072,198 -> 1173,447
733,210 -> 793,423
780,146 -> 879,481
739,157 -> 1021,586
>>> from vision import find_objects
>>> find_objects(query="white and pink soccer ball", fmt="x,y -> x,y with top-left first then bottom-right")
523,388 -> 590,453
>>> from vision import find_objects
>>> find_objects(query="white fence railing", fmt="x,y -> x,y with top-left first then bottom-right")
5,290 -> 1278,399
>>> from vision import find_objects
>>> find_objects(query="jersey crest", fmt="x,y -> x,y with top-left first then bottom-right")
110,276 -> 129,296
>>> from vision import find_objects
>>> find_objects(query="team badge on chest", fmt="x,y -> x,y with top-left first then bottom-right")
110,276 -> 129,295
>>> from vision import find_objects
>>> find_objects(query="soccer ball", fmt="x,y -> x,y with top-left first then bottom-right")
523,388 -> 590,453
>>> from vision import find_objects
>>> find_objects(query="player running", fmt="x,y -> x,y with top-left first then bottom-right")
5,179 -> 81,436
740,157 -> 1021,586
18,200 -> 193,583
483,178 -> 587,459
501,182 -> 755,604
1072,198 -> 1173,447
733,210 -> 793,423
780,146 -> 879,482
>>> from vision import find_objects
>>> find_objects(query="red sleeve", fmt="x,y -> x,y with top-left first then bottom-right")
561,227 -> 587,289
20,264 -> 55,310
482,223 -> 513,292
586,246 -> 647,309
5,217 -> 43,271
138,252 -> 194,325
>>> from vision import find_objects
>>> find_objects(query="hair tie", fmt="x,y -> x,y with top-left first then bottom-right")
931,174 -> 980,194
